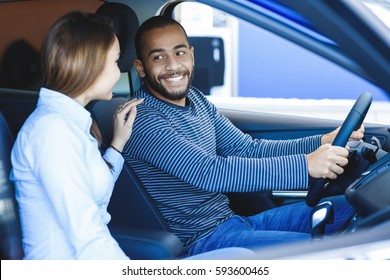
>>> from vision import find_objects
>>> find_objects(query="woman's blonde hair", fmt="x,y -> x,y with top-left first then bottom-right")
41,11 -> 116,98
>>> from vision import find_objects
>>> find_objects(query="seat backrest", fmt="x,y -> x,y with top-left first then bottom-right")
189,36 -> 225,95
87,97 -> 170,231
0,111 -> 24,259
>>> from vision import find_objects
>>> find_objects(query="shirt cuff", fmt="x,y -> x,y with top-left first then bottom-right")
104,147 -> 125,179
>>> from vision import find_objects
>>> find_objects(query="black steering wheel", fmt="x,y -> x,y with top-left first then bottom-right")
306,92 -> 373,207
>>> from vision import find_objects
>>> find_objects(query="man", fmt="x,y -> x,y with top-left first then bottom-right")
123,16 -> 363,257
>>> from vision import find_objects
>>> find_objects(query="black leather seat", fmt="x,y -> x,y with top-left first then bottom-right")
88,97 -> 184,259
0,111 -> 24,259
189,36 -> 225,95
91,2 -> 184,260
96,1 -> 140,96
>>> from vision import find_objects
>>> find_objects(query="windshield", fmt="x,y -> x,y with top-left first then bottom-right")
362,0 -> 390,28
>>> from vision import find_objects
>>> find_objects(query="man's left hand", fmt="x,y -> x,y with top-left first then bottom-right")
321,124 -> 365,145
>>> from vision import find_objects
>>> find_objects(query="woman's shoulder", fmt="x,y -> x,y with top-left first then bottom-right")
18,109 -> 76,144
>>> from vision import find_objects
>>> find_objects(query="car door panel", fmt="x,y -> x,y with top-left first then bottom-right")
221,108 -> 390,151
220,107 -> 390,210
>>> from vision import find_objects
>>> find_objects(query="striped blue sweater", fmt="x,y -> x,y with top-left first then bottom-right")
123,86 -> 321,248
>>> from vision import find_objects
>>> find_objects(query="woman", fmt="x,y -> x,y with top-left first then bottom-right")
10,11 -> 142,259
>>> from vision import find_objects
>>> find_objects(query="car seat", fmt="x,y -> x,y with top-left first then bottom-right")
90,2 -> 184,260
189,36 -> 225,95
0,111 -> 24,259
96,1 -> 140,96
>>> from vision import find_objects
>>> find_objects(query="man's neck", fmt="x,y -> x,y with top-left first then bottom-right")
146,86 -> 187,107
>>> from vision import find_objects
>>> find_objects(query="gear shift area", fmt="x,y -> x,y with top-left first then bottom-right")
310,201 -> 334,240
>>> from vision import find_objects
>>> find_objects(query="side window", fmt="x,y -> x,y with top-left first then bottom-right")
173,2 -> 237,97
113,73 -> 131,96
173,2 -> 388,124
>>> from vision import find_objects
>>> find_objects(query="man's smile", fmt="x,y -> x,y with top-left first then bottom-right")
165,74 -> 184,83
160,72 -> 189,88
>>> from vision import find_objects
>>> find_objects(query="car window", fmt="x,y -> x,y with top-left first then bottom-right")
362,0 -> 390,28
171,2 -> 390,125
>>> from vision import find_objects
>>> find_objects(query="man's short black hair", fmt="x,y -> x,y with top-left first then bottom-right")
135,16 -> 190,60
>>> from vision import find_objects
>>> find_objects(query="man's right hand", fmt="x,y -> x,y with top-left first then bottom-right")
306,144 -> 349,179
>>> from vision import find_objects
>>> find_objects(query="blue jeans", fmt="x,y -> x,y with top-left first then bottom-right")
184,247 -> 256,260
186,195 -> 354,256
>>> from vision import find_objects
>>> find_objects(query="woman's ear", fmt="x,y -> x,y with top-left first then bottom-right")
134,59 -> 145,78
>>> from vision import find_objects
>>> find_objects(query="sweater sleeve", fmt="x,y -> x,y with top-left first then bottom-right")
127,106 -> 313,193
212,103 -> 322,158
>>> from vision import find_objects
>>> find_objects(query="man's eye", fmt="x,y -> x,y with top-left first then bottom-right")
177,51 -> 185,56
154,55 -> 163,61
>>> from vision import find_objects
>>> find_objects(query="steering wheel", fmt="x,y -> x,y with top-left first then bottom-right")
306,92 -> 373,207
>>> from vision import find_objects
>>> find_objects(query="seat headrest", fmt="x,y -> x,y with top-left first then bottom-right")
96,2 -> 139,73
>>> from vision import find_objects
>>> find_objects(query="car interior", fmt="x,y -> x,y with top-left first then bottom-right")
1,0 -> 390,260
0,0 -> 293,260
88,1 -> 278,259
0,111 -> 24,260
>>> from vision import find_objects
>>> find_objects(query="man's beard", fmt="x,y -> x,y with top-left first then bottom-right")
144,69 -> 194,101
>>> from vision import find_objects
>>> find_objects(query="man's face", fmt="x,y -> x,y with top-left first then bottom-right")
134,24 -> 195,105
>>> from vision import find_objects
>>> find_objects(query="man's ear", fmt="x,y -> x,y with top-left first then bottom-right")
134,59 -> 145,78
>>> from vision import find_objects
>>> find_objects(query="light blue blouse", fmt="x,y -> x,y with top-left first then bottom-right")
10,88 -> 128,259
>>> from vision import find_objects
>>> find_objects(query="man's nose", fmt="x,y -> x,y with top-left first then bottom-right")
165,55 -> 181,70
